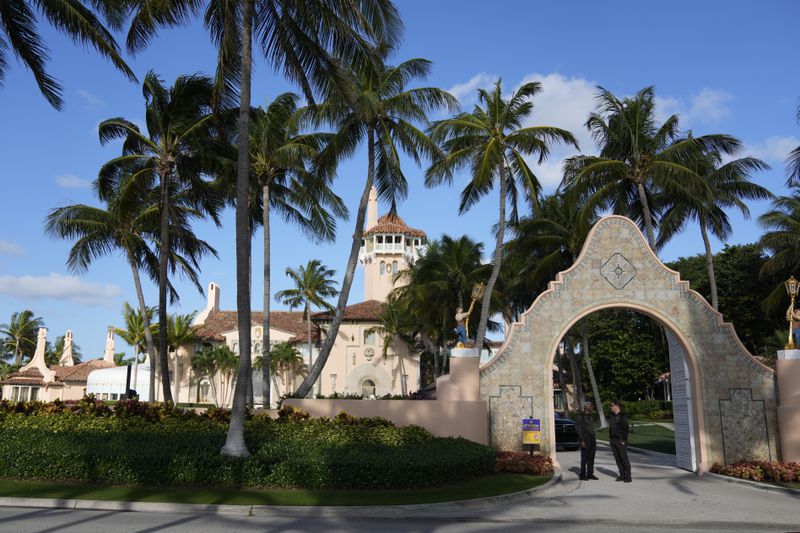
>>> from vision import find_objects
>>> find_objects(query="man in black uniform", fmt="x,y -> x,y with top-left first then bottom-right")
577,401 -> 598,480
609,400 -> 631,482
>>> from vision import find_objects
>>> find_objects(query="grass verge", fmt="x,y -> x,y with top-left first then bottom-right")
0,474 -> 549,506
596,422 -> 676,455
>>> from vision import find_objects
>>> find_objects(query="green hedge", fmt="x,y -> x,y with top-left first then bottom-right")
601,400 -> 673,419
0,401 -> 495,489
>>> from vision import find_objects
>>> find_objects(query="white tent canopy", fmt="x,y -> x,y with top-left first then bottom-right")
86,364 -> 150,401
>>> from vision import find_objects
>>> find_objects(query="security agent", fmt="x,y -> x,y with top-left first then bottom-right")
577,401 -> 598,480
609,399 -> 632,482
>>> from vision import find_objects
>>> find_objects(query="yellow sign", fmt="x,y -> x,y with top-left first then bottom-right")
522,430 -> 540,444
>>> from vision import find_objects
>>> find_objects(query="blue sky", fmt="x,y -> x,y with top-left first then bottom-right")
1,1 -> 798,359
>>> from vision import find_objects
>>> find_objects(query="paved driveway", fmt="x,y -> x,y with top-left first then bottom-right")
0,446 -> 797,532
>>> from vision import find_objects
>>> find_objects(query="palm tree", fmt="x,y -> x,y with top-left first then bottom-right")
97,71 -> 222,404
0,1 -> 134,109
45,172 -> 216,402
656,149 -> 772,310
261,341 -> 306,398
786,102 -> 800,188
240,93 -> 348,407
0,310 -> 44,365
427,79 -> 578,352
191,344 -> 238,406
294,51 -> 457,398
563,86 -> 741,249
759,190 -> 800,310
114,302 -> 157,395
394,235 -> 489,376
118,0 -> 402,459
275,260 -> 338,397
366,296 -> 416,394
114,352 -> 135,366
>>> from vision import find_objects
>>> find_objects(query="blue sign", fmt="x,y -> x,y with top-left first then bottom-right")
522,418 -> 540,431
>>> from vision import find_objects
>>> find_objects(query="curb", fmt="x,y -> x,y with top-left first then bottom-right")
0,471 -> 562,518
703,471 -> 800,497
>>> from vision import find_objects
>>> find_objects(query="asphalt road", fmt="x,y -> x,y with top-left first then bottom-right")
0,446 -> 797,532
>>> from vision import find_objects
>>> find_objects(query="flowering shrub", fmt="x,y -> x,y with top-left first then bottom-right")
495,451 -> 553,476
711,461 -> 800,483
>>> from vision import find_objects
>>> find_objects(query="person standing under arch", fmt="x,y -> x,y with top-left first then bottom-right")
610,400 -> 631,482
577,401 -> 598,480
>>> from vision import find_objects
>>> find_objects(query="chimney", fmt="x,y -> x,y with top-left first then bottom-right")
59,329 -> 75,367
193,281 -> 221,325
20,327 -> 56,382
366,186 -> 378,230
104,327 -> 116,364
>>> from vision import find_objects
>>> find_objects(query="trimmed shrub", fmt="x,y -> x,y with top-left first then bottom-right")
495,451 -> 553,476
711,461 -> 800,483
0,401 -> 496,490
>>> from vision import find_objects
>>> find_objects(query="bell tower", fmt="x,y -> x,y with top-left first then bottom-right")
358,187 -> 427,302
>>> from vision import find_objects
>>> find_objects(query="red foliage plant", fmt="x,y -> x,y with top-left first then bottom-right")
495,451 -> 554,476
711,461 -> 800,483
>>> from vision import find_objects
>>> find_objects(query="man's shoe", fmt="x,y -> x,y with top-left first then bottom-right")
579,475 -> 588,480
615,476 -> 624,481
623,478 -> 632,483
588,474 -> 599,480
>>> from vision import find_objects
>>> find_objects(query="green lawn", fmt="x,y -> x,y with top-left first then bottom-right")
0,474 -> 550,506
596,421 -> 676,455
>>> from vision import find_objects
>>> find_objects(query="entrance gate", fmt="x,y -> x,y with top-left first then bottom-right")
480,216 -> 778,471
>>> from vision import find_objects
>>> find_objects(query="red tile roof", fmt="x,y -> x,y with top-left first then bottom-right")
193,310 -> 319,344
1,359 -> 115,387
364,213 -> 426,239
312,300 -> 384,322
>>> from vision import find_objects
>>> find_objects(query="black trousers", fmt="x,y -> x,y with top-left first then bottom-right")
610,438 -> 631,479
580,439 -> 596,476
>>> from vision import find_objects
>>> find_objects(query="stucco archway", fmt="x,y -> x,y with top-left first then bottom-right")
480,216 -> 778,472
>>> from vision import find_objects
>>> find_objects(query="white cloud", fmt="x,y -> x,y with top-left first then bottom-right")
0,273 -> 121,306
656,88 -> 733,126
55,174 -> 92,188
0,240 -> 24,256
77,89 -> 105,109
447,72 -> 498,105
744,135 -> 799,164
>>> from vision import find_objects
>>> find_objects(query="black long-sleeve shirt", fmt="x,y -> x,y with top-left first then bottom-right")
609,412 -> 629,441
576,413 -> 596,442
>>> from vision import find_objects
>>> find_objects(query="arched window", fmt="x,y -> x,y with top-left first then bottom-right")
361,379 -> 376,397
392,260 -> 398,273
379,261 -> 386,275
232,342 -> 239,354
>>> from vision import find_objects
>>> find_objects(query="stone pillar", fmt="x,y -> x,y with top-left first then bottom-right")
103,327 -> 116,364
776,349 -> 800,462
436,347 -> 479,401
20,327 -> 56,382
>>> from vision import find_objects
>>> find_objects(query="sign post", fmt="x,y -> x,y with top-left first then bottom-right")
522,418 -> 541,455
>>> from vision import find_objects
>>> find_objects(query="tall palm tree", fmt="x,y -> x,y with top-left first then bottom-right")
118,0 -> 402,459
657,149 -> 772,309
427,79 -> 578,352
563,86 -> 740,249
294,51 -> 457,398
97,71 -> 222,404
45,173 -> 216,402
0,310 -> 44,365
275,259 -> 338,396
261,341 -> 306,398
0,1 -> 134,109
759,190 -> 800,310
240,93 -> 347,407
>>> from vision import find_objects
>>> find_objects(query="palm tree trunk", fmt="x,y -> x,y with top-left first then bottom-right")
262,183 -> 272,407
306,310 -> 318,396
475,157 -> 507,351
636,181 -> 657,249
156,170 -> 173,403
565,337 -> 585,408
222,0 -> 253,458
581,326 -> 607,428
294,126 -> 376,398
555,348 -> 568,415
699,218 -> 719,310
